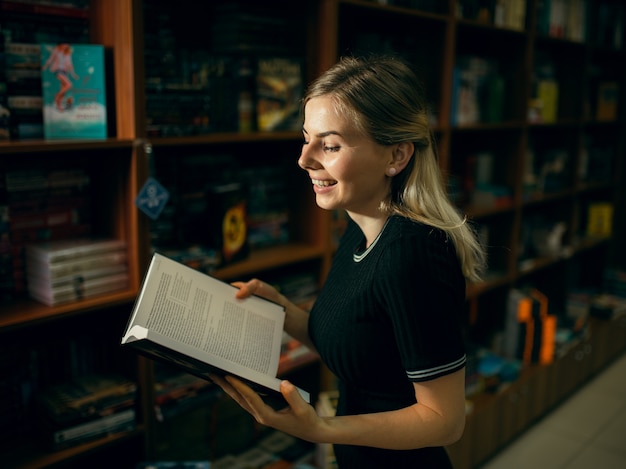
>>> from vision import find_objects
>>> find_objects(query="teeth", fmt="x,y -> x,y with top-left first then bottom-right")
312,179 -> 336,187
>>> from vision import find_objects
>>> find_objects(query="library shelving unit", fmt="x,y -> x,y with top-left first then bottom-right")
312,1 -> 625,468
1,0 -> 625,468
0,1 -> 148,468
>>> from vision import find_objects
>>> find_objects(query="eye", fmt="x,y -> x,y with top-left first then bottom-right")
324,145 -> 340,152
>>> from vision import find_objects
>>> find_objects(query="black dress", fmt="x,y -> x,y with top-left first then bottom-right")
308,216 -> 466,468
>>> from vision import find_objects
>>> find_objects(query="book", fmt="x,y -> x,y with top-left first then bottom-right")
26,249 -> 127,281
121,253 -> 310,408
36,373 -> 137,428
504,288 -> 555,365
596,81 -> 618,121
25,238 -> 126,264
207,182 -> 249,266
586,202 -> 613,237
40,43 -> 107,139
27,271 -> 129,306
24,238 -> 128,305
35,372 -> 137,449
45,407 -> 136,450
256,56 -> 303,132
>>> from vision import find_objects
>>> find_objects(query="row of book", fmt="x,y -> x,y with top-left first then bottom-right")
1,40 -> 108,140
35,373 -> 137,451
516,199 -> 614,268
466,285 -> 578,397
538,0 -> 626,49
464,269 -> 626,402
537,0 -> 587,42
0,3 -> 109,141
144,54 -> 304,137
456,0 -> 527,30
0,331 -> 128,451
149,155 -> 293,267
451,51 -> 619,128
142,0 -> 305,137
450,56 -> 506,126
453,151 -> 513,210
523,133 -> 614,199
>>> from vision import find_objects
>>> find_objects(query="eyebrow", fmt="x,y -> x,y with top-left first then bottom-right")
302,128 -> 343,138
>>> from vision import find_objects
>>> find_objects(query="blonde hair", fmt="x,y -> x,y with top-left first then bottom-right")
305,56 -> 486,282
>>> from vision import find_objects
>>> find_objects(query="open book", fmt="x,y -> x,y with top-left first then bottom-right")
121,253 -> 310,407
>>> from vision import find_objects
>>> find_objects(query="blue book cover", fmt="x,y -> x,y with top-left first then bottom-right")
41,43 -> 107,139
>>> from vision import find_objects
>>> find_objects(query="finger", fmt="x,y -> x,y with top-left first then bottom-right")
226,376 -> 271,416
208,373 -> 230,391
232,279 -> 260,299
210,374 -> 251,410
279,380 -> 307,412
226,375 -> 264,404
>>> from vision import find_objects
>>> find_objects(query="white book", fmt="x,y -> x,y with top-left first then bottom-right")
121,253 -> 310,408
27,263 -> 128,290
26,238 -> 127,264
28,272 -> 129,306
26,249 -> 128,281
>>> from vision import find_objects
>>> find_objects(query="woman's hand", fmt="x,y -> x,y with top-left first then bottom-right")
209,374 -> 324,443
232,278 -> 283,303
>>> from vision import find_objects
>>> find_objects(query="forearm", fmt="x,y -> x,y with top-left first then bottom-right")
277,293 -> 316,353
317,402 -> 464,449
293,371 -> 467,449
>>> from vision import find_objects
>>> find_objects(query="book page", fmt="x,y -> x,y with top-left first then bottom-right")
123,253 -> 285,377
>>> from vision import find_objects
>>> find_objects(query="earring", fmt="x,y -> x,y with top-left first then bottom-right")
388,167 -> 397,176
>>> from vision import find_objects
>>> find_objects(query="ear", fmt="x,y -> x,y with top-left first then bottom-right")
388,142 -> 414,174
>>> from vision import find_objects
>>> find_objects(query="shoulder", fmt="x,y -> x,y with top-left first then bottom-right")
384,216 -> 451,249
380,216 -> 462,277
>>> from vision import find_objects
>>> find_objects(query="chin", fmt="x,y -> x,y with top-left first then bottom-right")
315,197 -> 339,212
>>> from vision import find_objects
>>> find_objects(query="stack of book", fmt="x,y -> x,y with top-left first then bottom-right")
35,373 -> 137,450
4,167 -> 93,298
25,238 -> 128,306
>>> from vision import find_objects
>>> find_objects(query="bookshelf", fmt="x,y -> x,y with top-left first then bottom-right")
0,0 -> 625,467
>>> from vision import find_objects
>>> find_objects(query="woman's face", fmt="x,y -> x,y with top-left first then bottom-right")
299,96 -> 393,217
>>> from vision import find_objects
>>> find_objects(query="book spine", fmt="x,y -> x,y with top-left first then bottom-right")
50,408 -> 136,448
27,239 -> 127,264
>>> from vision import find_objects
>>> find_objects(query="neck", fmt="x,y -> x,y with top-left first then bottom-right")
348,212 -> 390,248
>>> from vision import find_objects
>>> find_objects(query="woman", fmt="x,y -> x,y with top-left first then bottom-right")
212,55 -> 486,468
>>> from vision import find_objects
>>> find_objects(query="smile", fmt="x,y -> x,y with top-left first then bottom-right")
312,179 -> 337,187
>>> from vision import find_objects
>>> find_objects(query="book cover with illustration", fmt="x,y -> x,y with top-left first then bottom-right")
40,43 -> 107,139
256,56 -> 303,132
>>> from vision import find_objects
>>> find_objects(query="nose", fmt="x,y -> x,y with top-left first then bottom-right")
298,143 -> 317,170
